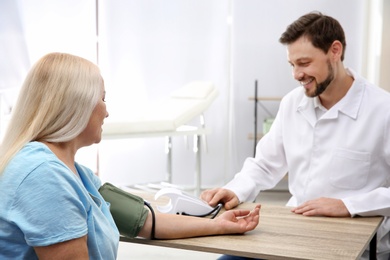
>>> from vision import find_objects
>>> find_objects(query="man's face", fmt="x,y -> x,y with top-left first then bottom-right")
287,36 -> 334,97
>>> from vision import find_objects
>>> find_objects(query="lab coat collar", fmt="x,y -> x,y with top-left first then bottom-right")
333,68 -> 364,120
297,96 -> 317,127
297,68 -> 364,123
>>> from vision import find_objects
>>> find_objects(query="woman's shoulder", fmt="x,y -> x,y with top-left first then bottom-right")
16,141 -> 56,162
3,142 -> 58,177
2,142 -> 77,194
12,142 -> 65,175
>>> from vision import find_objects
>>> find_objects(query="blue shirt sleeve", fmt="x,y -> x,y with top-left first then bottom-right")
10,160 -> 90,247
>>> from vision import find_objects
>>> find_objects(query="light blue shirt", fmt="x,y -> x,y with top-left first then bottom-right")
0,142 -> 119,259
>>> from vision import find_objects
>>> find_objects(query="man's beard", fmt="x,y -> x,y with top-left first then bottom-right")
306,61 -> 334,97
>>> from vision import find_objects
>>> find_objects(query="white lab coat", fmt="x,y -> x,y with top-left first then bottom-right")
224,69 -> 390,259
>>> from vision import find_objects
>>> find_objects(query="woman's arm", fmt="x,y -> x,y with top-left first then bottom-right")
138,205 -> 261,239
34,235 -> 88,260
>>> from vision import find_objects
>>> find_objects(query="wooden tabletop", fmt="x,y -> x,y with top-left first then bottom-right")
120,190 -> 383,260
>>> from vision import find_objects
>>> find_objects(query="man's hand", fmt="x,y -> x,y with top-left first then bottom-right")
201,188 -> 239,210
292,197 -> 351,217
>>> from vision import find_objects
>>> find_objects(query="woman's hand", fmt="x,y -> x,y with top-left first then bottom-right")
215,204 -> 261,234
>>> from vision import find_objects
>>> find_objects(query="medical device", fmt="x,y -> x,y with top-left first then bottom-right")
154,188 -> 222,218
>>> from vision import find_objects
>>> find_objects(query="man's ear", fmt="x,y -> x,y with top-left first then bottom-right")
329,40 -> 343,61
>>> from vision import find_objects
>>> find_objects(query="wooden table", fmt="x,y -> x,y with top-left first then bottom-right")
120,190 -> 383,260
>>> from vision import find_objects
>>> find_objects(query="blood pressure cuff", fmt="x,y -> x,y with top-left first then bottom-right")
99,182 -> 148,238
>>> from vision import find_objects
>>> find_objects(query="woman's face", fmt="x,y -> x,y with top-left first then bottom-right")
79,82 -> 109,146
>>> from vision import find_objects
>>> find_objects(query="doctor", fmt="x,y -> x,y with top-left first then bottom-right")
202,11 -> 390,260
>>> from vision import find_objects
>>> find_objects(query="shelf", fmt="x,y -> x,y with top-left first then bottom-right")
248,133 -> 263,142
248,97 -> 281,144
248,96 -> 282,101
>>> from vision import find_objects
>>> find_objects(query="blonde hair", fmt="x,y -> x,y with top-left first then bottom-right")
0,53 -> 102,173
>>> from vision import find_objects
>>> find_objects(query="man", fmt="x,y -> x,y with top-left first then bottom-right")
202,11 -> 390,259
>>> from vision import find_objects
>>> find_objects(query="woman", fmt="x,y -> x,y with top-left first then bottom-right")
0,53 -> 260,259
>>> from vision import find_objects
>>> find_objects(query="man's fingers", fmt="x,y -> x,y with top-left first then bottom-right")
201,189 -> 218,204
224,197 -> 239,210
202,188 -> 227,207
201,188 -> 240,209
209,191 -> 226,207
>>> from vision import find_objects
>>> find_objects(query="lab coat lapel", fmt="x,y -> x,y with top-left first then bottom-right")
297,71 -> 364,123
296,95 -> 317,127
321,76 -> 364,120
335,78 -> 364,120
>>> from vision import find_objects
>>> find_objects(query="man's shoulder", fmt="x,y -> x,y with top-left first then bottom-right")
363,80 -> 390,104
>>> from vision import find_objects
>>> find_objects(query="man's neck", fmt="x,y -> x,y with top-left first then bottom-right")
319,68 -> 354,109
